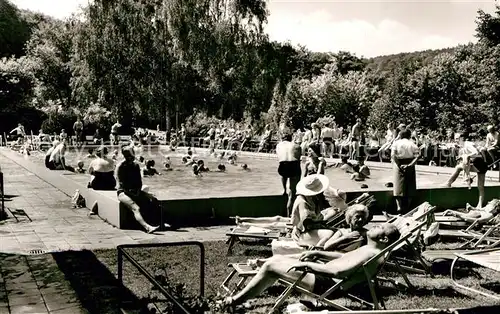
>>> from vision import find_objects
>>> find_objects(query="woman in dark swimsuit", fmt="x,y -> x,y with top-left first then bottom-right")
304,143 -> 326,177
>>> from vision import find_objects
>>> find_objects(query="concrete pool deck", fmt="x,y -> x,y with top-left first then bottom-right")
1,146 -> 500,230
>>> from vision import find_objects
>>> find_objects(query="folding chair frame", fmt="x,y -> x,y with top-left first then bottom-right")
271,220 -> 429,313
450,248 -> 500,301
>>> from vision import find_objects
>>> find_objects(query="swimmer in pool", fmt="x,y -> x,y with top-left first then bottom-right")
143,160 -> 160,176
87,148 -> 96,159
217,164 -> 226,172
197,160 -> 209,172
240,163 -> 250,171
192,164 -> 202,176
76,160 -> 86,173
163,157 -> 172,171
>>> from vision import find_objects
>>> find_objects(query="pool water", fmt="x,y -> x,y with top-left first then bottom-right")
26,146 -> 478,200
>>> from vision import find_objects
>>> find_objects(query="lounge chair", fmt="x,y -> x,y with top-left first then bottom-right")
225,193 -> 373,254
221,220 -> 430,309
450,248 -> 500,301
438,221 -> 500,249
270,220 -> 430,313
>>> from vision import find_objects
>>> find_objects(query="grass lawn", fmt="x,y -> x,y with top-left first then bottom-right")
92,239 -> 500,313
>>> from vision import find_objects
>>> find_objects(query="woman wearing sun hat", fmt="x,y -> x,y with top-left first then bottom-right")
290,174 -> 336,247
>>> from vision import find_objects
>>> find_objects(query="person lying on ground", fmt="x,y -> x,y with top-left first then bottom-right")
217,223 -> 400,309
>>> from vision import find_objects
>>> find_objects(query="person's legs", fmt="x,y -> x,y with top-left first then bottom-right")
445,165 -> 464,187
395,197 -> 404,213
287,175 -> 300,217
230,255 -> 315,305
476,173 -> 486,209
117,192 -> 159,233
280,177 -> 288,195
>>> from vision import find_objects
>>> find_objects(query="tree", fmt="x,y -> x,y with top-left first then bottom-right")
475,5 -> 500,46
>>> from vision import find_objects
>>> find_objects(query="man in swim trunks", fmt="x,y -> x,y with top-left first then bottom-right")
110,120 -> 122,145
73,117 -> 84,147
348,118 -> 364,160
217,223 -> 400,309
321,122 -> 335,158
276,132 -> 302,216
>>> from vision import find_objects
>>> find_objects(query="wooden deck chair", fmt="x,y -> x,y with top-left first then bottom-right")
381,205 -> 438,284
220,221 -> 429,305
450,248 -> 500,301
371,202 -> 434,223
270,220 -> 430,313
225,194 -> 375,254
438,221 -> 500,249
325,193 -> 375,228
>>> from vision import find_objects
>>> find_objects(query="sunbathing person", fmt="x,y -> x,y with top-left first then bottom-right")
116,145 -> 170,233
442,199 -> 500,224
315,204 -> 370,251
234,187 -> 347,229
218,223 -> 400,309
88,147 -> 116,190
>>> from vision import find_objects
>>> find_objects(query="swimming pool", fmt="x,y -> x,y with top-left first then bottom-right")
24,145 -> 488,200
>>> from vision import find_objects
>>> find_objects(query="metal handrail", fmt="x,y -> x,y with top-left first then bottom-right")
0,171 -> 5,220
117,241 -> 205,314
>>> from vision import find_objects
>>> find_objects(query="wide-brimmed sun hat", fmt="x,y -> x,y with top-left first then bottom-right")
296,174 -> 329,196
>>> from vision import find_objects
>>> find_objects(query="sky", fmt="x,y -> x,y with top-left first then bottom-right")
9,0 -> 499,57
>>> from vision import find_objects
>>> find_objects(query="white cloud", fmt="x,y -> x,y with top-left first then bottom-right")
10,0 -> 88,19
265,9 -> 465,57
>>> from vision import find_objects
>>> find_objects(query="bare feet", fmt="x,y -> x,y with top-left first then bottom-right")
146,225 -> 160,234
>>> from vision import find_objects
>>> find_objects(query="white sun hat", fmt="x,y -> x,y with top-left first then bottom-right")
296,174 -> 329,196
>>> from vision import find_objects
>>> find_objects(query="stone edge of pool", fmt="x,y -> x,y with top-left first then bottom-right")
2,147 -> 500,231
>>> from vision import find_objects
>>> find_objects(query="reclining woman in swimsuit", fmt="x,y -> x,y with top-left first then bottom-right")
442,199 -> 500,224
234,187 -> 348,229
314,204 -> 370,251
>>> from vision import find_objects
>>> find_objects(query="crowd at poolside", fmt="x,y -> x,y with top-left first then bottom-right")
3,117 -> 500,311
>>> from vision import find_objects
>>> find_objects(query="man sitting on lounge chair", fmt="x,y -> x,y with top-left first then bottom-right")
442,199 -> 500,224
218,223 -> 400,309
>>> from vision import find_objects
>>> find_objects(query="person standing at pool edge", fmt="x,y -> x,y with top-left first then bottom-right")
110,120 -> 122,145
276,131 -> 302,216
391,129 -> 420,213
73,117 -> 84,147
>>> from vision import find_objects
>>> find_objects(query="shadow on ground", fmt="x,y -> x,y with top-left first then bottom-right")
52,250 -> 146,314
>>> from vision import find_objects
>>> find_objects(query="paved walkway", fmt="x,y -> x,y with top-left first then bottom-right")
0,153 -> 231,313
